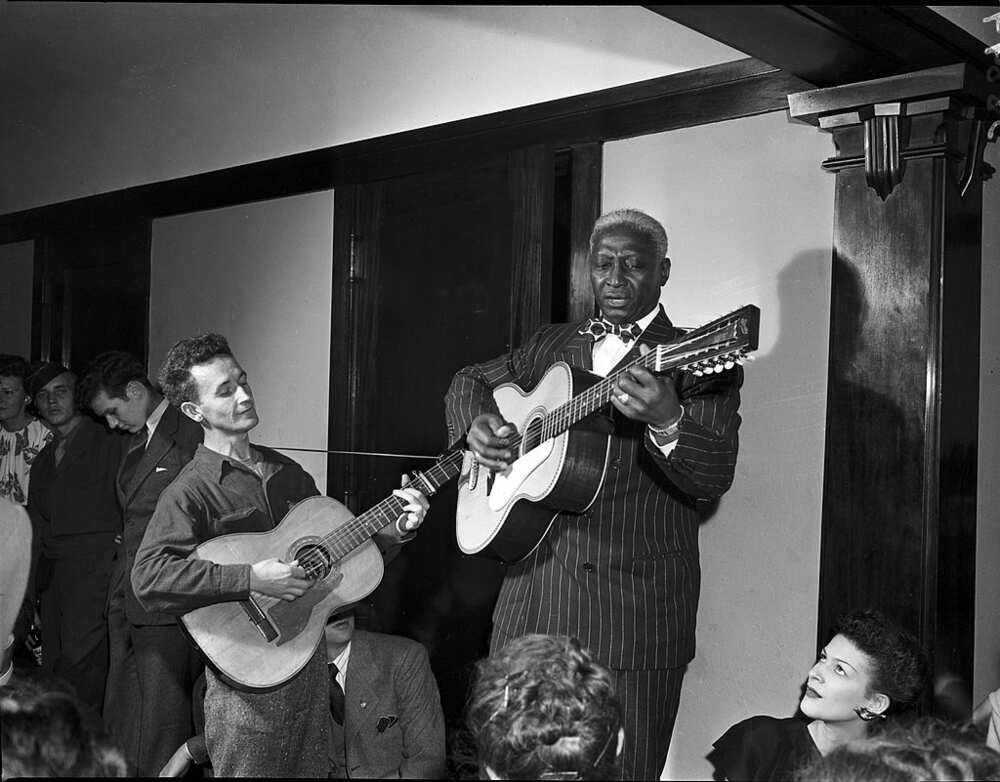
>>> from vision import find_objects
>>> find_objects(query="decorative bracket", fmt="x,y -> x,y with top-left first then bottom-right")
863,110 -> 907,201
788,64 -> 995,201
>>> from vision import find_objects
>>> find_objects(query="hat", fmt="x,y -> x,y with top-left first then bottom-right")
27,362 -> 70,397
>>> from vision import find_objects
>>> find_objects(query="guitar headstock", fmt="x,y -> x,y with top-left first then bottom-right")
653,305 -> 760,376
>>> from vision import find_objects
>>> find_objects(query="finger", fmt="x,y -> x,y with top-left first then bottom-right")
394,488 -> 430,510
400,473 -> 411,488
638,342 -> 652,357
494,422 -> 517,438
290,565 -> 307,579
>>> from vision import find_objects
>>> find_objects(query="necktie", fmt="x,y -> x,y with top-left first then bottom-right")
121,425 -> 148,484
578,317 -> 642,344
329,662 -> 345,725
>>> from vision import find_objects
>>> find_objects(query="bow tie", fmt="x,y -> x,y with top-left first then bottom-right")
578,317 -> 642,344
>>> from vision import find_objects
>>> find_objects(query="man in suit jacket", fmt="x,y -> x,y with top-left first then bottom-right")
26,362 -> 126,717
445,209 -> 743,780
79,351 -> 204,776
160,605 -> 446,778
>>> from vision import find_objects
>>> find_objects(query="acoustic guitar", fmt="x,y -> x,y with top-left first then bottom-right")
455,305 -> 759,563
180,448 -> 463,691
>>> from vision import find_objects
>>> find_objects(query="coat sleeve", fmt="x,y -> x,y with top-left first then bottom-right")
643,365 -> 743,501
131,484 -> 251,615
396,642 -> 447,779
443,328 -> 553,445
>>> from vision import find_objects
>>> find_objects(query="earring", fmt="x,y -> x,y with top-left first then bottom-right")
854,706 -> 887,721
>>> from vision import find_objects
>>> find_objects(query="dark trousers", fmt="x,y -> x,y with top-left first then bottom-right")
614,666 -> 686,781
38,550 -> 115,715
104,599 -> 203,776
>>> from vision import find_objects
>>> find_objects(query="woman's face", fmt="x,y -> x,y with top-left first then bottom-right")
800,633 -> 887,723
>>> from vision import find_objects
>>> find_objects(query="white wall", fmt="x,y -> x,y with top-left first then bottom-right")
603,110 -> 836,780
975,139 -> 1000,705
149,190 -> 334,492
0,4 -> 740,215
0,240 -> 35,357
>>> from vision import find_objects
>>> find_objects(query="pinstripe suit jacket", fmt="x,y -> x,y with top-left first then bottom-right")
444,309 -> 742,669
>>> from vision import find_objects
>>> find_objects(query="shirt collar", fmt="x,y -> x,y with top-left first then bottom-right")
594,304 -> 663,337
193,442 -> 286,482
144,397 -> 170,443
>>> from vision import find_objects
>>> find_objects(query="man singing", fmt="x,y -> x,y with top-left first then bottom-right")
446,208 -> 743,779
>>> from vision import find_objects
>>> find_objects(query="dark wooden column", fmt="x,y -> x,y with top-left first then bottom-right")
789,64 -> 994,713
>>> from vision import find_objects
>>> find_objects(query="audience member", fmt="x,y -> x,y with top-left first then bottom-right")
796,715 -> 1000,781
78,351 -> 204,775
1,498 -> 32,688
0,357 -> 52,505
160,604 -> 447,778
709,608 -> 927,781
25,362 -> 126,716
466,634 -> 624,781
0,668 -> 128,778
131,333 -> 430,777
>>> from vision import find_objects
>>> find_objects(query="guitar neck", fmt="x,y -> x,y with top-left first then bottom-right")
322,449 -> 464,559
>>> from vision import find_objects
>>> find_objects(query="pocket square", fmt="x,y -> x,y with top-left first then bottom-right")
376,714 -> 398,733
155,467 -> 168,472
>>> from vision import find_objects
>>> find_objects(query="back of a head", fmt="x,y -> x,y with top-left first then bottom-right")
466,634 -> 622,781
1,670 -> 128,777
796,716 -> 1000,782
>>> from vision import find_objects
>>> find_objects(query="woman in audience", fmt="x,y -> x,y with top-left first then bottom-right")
708,608 -> 927,781
796,715 -> 1000,781
466,633 -> 623,780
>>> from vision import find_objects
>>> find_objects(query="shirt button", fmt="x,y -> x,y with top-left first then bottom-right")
582,562 -> 595,573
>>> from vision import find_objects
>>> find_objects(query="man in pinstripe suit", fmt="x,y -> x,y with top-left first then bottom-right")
445,209 -> 742,780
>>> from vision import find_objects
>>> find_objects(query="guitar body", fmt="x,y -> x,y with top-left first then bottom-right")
456,362 -> 611,562
180,495 -> 384,691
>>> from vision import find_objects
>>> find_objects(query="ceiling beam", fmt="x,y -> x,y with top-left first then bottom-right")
645,5 -> 993,88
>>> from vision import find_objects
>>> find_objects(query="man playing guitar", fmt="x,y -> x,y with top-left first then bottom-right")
446,208 -> 743,780
132,333 -> 429,777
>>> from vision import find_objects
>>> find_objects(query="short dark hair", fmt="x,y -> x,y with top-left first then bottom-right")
157,333 -> 234,406
0,356 -> 30,385
833,609 -> 928,713
77,351 -> 152,408
466,634 -> 622,780
1,669 -> 129,777
796,716 -> 1000,782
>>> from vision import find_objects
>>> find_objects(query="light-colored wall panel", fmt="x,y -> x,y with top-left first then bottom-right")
603,110 -> 836,780
149,190 -> 334,492
0,5 -> 740,214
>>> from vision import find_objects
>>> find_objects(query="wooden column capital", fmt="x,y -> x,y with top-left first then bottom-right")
788,64 -> 996,200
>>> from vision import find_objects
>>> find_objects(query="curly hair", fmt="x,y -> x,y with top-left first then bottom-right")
77,351 -> 152,408
833,609 -> 928,713
466,634 -> 622,780
796,716 -> 1000,782
589,208 -> 668,260
156,333 -> 233,406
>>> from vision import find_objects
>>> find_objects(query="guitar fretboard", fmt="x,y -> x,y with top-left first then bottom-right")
307,449 -> 464,565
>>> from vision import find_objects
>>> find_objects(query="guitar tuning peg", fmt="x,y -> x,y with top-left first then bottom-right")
743,353 -> 755,361
713,364 -> 724,374
724,361 -> 735,370
693,369 -> 704,377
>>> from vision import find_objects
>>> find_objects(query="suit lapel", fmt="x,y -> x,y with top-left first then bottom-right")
121,406 -> 180,504
560,324 -> 594,372
607,308 -> 678,376
346,632 -> 380,744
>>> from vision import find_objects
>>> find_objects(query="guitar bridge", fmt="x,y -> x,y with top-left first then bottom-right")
240,596 -> 279,642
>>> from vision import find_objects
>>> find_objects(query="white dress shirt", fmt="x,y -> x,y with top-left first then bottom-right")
590,306 -> 680,457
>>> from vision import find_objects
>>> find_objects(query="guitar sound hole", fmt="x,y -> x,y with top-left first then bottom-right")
295,543 -> 333,581
522,419 -> 543,454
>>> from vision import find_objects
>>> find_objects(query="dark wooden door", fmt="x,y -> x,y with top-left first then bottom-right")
327,143 -> 602,735
32,223 -> 150,372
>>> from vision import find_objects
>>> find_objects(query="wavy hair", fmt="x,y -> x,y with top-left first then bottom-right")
466,634 -> 622,780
